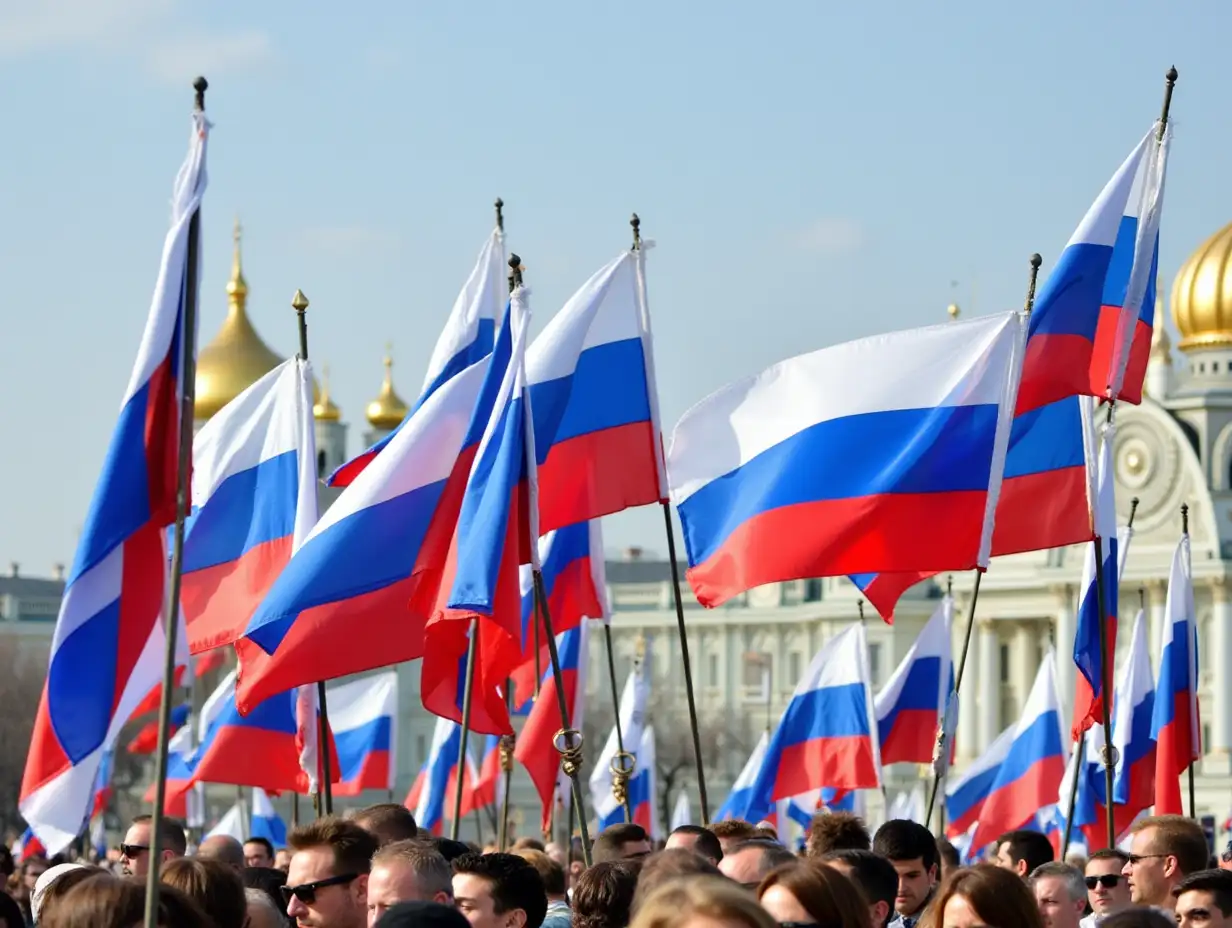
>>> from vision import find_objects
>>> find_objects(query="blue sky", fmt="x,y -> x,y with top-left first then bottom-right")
1,1 -> 1227,573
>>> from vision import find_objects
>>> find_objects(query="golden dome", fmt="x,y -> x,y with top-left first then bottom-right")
1172,220 -> 1232,350
947,302 -> 960,321
365,346 -> 409,430
1151,277 -> 1172,364
314,364 -> 342,421
194,218 -> 285,421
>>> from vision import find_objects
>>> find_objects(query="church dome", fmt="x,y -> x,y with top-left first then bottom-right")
315,365 -> 342,421
194,219 -> 286,420
365,347 -> 409,430
1171,219 -> 1232,351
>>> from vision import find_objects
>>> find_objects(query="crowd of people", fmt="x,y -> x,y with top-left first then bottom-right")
4,806 -> 1232,928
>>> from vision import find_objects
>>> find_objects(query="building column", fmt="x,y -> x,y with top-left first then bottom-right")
977,619 -> 1000,754
1053,587 -> 1075,726
1014,621 -> 1038,718
957,618 -> 979,762
1146,579 -> 1167,667
1210,581 -> 1232,764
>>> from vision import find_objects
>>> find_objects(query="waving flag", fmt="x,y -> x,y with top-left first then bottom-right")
874,598 -> 953,764
593,660 -> 652,828
1151,532 -> 1200,815
412,717 -> 477,836
182,358 -> 318,653
945,726 -> 1015,839
1112,609 -> 1157,817
127,703 -> 191,754
147,723 -> 197,816
518,521 -> 608,659
671,792 -> 691,830
327,671 -> 399,796
629,726 -> 661,840
472,735 -> 504,812
714,731 -> 771,824
251,788 -> 287,848
669,313 -> 1025,607
21,110 -> 209,853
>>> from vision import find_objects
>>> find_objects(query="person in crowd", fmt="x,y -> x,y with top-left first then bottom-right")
717,840 -> 795,889
631,875 -> 777,928
757,858 -> 872,928
431,840 -> 473,864
822,849 -> 900,928
39,873 -> 212,928
1084,849 -> 1131,925
994,831 -> 1055,879
807,812 -> 872,858
198,834 -> 247,871
1219,844 -> 1232,874
284,816 -> 379,928
0,891 -> 21,928
920,865 -> 1044,928
246,887 -> 288,928
873,820 -> 939,928
1122,815 -> 1211,912
1172,869 -> 1232,928
0,845 -> 13,880
29,864 -> 100,926
511,850 -> 569,928
245,837 -> 277,869
510,839 -> 546,853
664,827 -> 723,864
1030,863 -> 1087,928
161,857 -> 249,928
935,841 -> 960,880
374,900 -> 471,928
353,805 -> 419,848
572,860 -> 641,928
632,849 -> 723,914
14,855 -> 49,923
451,853 -> 547,928
705,821 -> 758,856
275,848 -> 293,872
120,814 -> 187,877
1100,912 -> 1176,928
594,825 -> 654,863
367,840 -> 453,924
242,866 -> 290,922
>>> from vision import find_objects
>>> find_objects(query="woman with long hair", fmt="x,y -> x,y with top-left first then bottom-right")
631,876 -> 778,928
920,865 -> 1045,928
758,859 -> 872,928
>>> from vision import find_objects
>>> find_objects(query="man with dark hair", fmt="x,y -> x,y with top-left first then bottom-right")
353,804 -> 419,847
717,840 -> 796,889
822,849 -> 899,928
806,811 -> 872,859
592,824 -> 653,863
1174,869 -> 1232,928
665,826 -> 723,864
573,861 -> 641,928
432,838 -> 473,864
993,830 -> 1055,879
244,837 -> 276,869
706,820 -> 759,855
367,840 -> 453,926
935,839 -> 960,879
512,850 -> 569,928
872,820 -> 939,928
1124,816 -> 1212,912
285,815 -> 379,928
452,852 -> 547,928
1084,849 -> 1131,925
631,849 -> 722,913
121,814 -> 187,877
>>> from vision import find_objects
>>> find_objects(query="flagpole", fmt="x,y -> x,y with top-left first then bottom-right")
1159,67 -> 1178,141
924,252 -> 1043,829
451,619 -> 481,840
1182,503 -> 1197,819
291,289 -> 335,817
144,76 -> 208,928
498,681 -> 514,851
602,624 -> 634,822
936,576 -> 952,838
631,214 -> 711,824
1061,733 -> 1084,858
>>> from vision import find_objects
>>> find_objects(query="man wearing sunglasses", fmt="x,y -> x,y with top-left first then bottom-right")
120,814 -> 187,877
1081,849 -> 1131,927
1122,815 -> 1210,913
283,816 -> 379,928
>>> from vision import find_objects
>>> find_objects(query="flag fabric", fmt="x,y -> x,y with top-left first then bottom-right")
20,111 -> 209,854
629,726 -> 660,840
669,313 -> 1026,607
517,521 -> 608,672
126,704 -> 191,754
207,804 -> 244,841
526,249 -> 663,534
592,662 -> 652,827
888,787 -> 926,823
182,357 -> 318,653
1151,533 -> 1200,815
1112,609 -> 1157,816
131,648 -> 225,719
671,792 -> 691,830
874,598 -> 953,764
472,734 -> 504,812
146,723 -> 197,816
945,726 -> 1015,839
15,828 -> 45,862
90,749 -> 114,821
1016,124 -> 1171,413
329,228 -> 505,487
251,788 -> 287,848
326,672 -> 399,797
411,717 -> 477,835
714,731 -> 771,824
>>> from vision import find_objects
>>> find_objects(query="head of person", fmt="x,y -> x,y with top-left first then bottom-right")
872,819 -> 939,918
246,887 -> 288,928
245,837 -> 277,869
632,849 -> 723,914
706,821 -> 759,856
1173,869 -> 1232,928
1100,911 -> 1182,928
352,805 -> 419,849
757,858 -> 872,928
631,875 -> 777,928
572,861 -> 641,928
993,830 -> 1055,880
920,864 -> 1044,928
510,838 -> 546,853
806,812 -> 871,859
161,857 -> 249,928
716,840 -> 796,890
121,814 -> 187,877
285,815 -> 379,928
1085,849 -> 1132,916
242,866 -> 289,916
1123,815 -> 1210,908
665,826 -> 723,864
19,856 -> 49,898
431,839 -> 472,865
511,850 -> 566,902
451,852 -> 547,928
936,840 -> 961,881
1029,863 -> 1087,928
39,872 -> 212,928
593,824 -> 654,863
373,901 -> 471,928
367,840 -> 453,925
30,864 -> 100,926
821,849 -> 899,928
198,834 -> 247,871
276,848 -> 294,872
0,892 -> 21,928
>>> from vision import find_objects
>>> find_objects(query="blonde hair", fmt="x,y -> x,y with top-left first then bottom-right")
631,876 -> 777,928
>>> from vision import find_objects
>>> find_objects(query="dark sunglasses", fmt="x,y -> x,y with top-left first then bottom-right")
1085,875 -> 1122,890
281,874 -> 358,906
120,844 -> 149,859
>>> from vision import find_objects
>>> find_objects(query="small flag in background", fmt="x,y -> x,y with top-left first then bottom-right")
1151,532 -> 1200,815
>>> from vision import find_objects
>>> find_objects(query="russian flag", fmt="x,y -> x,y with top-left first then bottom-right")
20,111 -> 208,854
145,723 -> 197,817
514,622 -> 589,828
970,651 -> 1067,851
1151,532 -> 1200,815
127,703 -> 191,754
592,661 -> 652,826
251,788 -> 288,848
629,725 -> 660,840
518,521 -> 608,657
748,623 -> 882,807
329,227 -> 505,487
181,358 -> 318,653
90,748 -> 114,821
874,598 -> 952,765
945,725 -> 1015,839
1112,609 -> 1157,818
669,312 -> 1026,608
713,731 -> 771,824
527,249 -> 664,535
1017,123 -> 1171,414
412,717 -> 478,835
472,734 -> 504,812
131,649 -> 227,719
327,671 -> 399,797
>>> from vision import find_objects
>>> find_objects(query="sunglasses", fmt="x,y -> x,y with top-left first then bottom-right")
1085,875 -> 1123,890
120,844 -> 149,859
281,874 -> 358,906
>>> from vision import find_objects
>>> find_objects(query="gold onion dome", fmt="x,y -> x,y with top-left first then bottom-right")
947,302 -> 960,321
1172,220 -> 1232,351
366,346 -> 409,430
315,364 -> 342,421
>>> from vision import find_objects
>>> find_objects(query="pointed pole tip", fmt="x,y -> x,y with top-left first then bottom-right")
1030,253 -> 1043,269
291,289 -> 309,312
1167,66 -> 1178,83
193,76 -> 208,110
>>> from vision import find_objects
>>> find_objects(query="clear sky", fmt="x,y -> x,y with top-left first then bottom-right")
1,0 -> 1227,574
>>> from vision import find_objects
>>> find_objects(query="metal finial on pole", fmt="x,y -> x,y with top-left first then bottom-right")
193,76 -> 208,112
292,290 -> 309,359
1181,502 -> 1189,535
602,624 -> 634,821
495,198 -> 505,232
1025,254 -> 1043,315
1159,67 -> 1178,140
631,213 -> 642,250
508,253 -> 524,290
